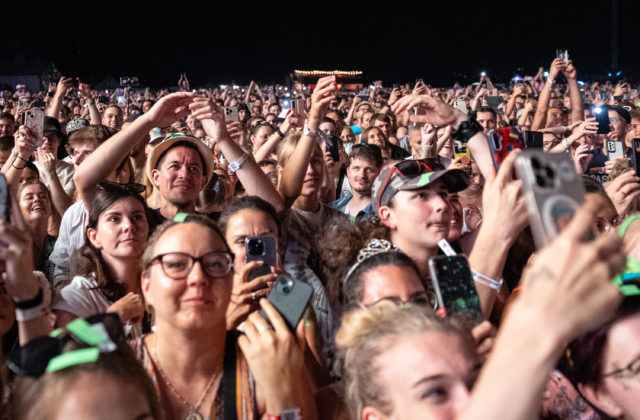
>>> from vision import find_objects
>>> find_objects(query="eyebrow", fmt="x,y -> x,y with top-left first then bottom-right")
412,374 -> 448,389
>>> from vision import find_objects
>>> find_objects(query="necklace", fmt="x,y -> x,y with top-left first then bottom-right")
153,340 -> 222,420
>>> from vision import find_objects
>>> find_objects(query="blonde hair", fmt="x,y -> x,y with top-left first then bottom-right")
334,302 -> 476,419
275,131 -> 323,168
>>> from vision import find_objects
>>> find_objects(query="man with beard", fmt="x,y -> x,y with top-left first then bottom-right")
331,144 -> 382,221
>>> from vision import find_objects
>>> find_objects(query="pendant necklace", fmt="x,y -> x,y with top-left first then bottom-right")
153,342 -> 221,420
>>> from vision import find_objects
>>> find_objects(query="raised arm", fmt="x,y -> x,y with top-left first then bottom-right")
190,97 -> 285,213
46,77 -> 73,118
1,126 -> 37,189
253,111 -> 303,163
73,92 -> 195,207
562,60 -> 584,123
78,81 -> 101,125
278,76 -> 336,209
532,58 -> 564,130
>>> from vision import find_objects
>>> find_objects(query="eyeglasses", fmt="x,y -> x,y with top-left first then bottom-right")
377,159 -> 437,210
98,181 -> 146,194
603,354 -> 640,379
148,251 -> 234,279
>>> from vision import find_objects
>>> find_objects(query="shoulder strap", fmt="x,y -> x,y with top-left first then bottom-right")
223,331 -> 238,420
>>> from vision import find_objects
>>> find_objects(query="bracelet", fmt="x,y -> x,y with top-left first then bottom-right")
275,128 -> 284,137
265,408 -> 302,420
12,163 -> 26,170
303,123 -> 317,138
228,152 -> 249,173
15,303 -> 48,322
451,119 -> 483,144
472,270 -> 503,291
14,287 -> 44,309
562,138 -> 570,150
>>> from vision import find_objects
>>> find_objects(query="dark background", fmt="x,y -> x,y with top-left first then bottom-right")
1,0 -> 637,88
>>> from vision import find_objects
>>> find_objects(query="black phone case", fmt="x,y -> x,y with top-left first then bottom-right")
260,276 -> 313,332
246,236 -> 277,282
632,139 -> 640,177
596,111 -> 611,134
428,255 -> 483,324
0,174 -> 9,222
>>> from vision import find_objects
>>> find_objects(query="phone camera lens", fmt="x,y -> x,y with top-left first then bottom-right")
249,240 -> 264,256
277,277 -> 294,295
536,175 -> 547,188
531,157 -> 542,169
545,166 -> 555,179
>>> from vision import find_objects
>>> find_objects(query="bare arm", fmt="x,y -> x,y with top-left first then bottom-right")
46,77 -> 73,118
34,150 -> 73,215
191,98 -> 285,213
532,59 -> 564,130
562,61 -> 584,123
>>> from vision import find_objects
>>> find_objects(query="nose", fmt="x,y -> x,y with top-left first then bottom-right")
121,217 -> 136,233
187,260 -> 210,287
452,383 -> 472,414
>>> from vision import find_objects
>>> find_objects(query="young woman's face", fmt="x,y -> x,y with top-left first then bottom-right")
367,128 -> 387,148
142,222 -> 233,332
301,149 -> 324,197
19,183 -> 51,224
87,197 -> 149,260
597,313 -> 640,419
368,331 -> 472,419
224,209 -> 279,273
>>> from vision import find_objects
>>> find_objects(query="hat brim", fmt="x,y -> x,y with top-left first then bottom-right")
145,135 -> 215,185
398,169 -> 470,194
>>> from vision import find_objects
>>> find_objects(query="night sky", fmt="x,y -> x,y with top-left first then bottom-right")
2,0 -> 638,88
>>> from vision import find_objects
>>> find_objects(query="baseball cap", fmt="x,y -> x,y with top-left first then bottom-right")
145,133 -> 215,184
371,159 -> 469,216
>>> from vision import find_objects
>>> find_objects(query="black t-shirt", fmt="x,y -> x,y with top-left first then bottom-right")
586,148 -> 608,184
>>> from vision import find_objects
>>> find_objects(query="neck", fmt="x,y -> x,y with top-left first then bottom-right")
159,199 -> 196,220
28,221 -> 48,248
152,321 -> 226,380
391,233 -> 437,278
101,253 -> 141,293
294,194 -> 319,213
349,190 -> 371,211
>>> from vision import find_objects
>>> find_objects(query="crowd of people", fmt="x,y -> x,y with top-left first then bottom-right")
1,57 -> 640,420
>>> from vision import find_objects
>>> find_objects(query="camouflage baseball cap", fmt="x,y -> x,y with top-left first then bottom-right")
371,159 -> 469,216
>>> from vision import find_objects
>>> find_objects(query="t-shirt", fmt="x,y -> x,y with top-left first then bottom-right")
586,148 -> 608,184
54,275 -> 141,338
35,159 -> 75,197
49,201 -> 87,286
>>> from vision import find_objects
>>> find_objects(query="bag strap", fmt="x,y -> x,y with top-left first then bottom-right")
223,331 -> 238,420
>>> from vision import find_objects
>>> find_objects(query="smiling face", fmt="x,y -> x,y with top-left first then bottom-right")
41,131 -> 61,155
366,331 -> 472,419
301,147 -> 324,197
151,146 -> 207,208
447,193 -> 463,242
142,222 -> 232,332
19,183 -> 52,224
86,197 -> 149,261
346,157 -> 379,196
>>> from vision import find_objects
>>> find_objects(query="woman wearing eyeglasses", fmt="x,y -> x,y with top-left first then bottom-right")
54,184 -> 149,337
138,215 -> 316,420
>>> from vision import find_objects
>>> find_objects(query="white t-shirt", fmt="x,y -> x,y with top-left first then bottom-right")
54,275 -> 141,338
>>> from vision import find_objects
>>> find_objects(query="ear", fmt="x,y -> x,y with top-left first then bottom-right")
141,273 -> 153,306
86,227 -> 102,250
379,205 -> 397,229
361,405 -> 387,420
150,168 -> 161,188
578,382 -> 623,419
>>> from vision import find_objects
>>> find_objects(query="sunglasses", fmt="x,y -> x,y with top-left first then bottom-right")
98,181 -> 146,195
8,313 -> 124,377
377,159 -> 438,210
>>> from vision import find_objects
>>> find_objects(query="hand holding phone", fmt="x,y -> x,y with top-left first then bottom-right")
246,235 -> 277,281
260,275 -> 313,332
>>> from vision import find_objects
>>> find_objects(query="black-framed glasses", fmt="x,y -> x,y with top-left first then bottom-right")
148,251 -> 234,279
603,354 -> 640,379
98,181 -> 146,194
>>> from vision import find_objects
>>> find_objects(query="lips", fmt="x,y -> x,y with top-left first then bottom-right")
182,296 -> 213,305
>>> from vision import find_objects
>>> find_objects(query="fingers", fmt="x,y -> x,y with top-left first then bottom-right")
493,149 -> 520,186
259,298 -> 288,334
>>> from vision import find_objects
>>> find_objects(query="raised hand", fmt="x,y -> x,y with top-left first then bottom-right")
142,92 -> 195,128
391,94 -> 466,128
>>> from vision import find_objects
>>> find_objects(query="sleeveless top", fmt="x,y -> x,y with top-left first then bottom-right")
134,332 -> 257,420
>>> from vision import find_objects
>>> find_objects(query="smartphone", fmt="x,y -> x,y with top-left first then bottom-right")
325,135 -> 340,162
290,98 -> 305,116
556,49 -> 569,62
515,150 -> 587,249
116,96 -> 126,105
632,139 -> 640,177
0,173 -> 9,223
594,107 -> 611,134
98,96 -> 109,105
453,100 -> 468,115
488,127 -> 524,170
429,255 -> 483,324
485,96 -> 504,109
223,106 -> 239,122
453,141 -> 471,165
522,131 -> 543,149
606,141 -> 624,160
245,235 -> 277,282
260,275 -> 313,333
23,109 -> 45,147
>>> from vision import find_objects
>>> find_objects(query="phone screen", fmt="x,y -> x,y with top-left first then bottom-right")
429,256 -> 483,324
523,131 -> 543,149
632,139 -> 640,177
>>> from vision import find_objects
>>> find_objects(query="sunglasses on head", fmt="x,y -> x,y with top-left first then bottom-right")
7,313 -> 124,377
98,181 -> 146,195
377,159 -> 439,210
